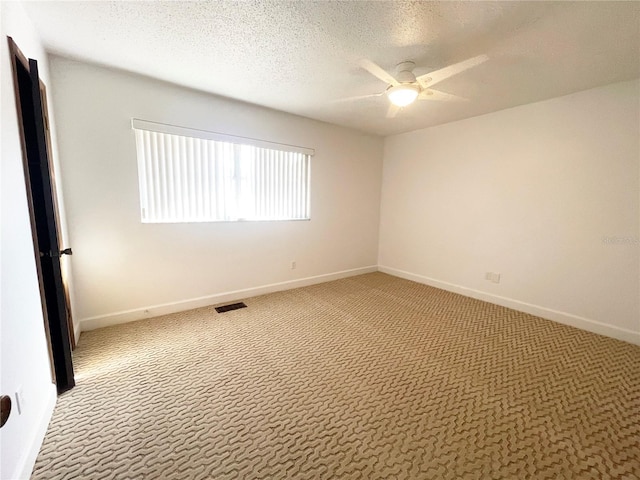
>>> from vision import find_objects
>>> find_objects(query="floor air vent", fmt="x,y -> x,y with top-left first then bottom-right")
215,302 -> 247,313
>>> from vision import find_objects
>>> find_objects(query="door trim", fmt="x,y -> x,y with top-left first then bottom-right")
7,37 -> 56,385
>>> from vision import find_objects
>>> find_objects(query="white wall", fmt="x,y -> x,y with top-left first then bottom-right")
379,79 -> 640,345
0,2 -> 60,478
48,57 -> 383,329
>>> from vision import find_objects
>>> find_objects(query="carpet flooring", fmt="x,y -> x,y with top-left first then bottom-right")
32,273 -> 640,479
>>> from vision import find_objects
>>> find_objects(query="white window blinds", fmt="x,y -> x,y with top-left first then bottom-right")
132,119 -> 312,223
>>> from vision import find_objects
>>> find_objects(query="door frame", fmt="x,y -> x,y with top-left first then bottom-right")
8,37 -> 75,393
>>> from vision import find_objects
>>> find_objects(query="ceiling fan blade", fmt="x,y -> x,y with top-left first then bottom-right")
386,103 -> 400,118
359,59 -> 399,87
416,54 -> 488,88
420,89 -> 469,102
331,92 -> 384,103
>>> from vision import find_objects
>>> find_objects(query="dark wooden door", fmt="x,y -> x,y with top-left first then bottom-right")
8,38 -> 75,393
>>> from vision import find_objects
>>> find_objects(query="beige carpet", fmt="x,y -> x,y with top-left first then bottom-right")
32,273 -> 640,479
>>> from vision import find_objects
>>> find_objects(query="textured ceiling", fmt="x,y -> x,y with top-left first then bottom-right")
24,1 -> 640,136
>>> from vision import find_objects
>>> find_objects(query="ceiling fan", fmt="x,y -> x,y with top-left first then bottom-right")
347,54 -> 488,118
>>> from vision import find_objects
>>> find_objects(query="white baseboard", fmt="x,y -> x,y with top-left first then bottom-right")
79,264 -> 640,346
80,266 -> 378,332
73,321 -> 81,345
15,383 -> 57,480
378,265 -> 640,347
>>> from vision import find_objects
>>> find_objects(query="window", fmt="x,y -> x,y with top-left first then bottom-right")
132,119 -> 312,223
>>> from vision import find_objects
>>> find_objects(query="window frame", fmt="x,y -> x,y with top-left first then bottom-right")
132,119 -> 313,224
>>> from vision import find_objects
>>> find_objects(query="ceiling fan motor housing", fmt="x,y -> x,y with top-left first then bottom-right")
396,61 -> 417,84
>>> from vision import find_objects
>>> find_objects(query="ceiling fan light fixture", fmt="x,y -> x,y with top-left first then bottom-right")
387,84 -> 419,107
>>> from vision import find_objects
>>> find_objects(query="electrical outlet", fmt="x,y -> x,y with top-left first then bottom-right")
15,386 -> 24,415
485,272 -> 501,283
291,261 -> 296,270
